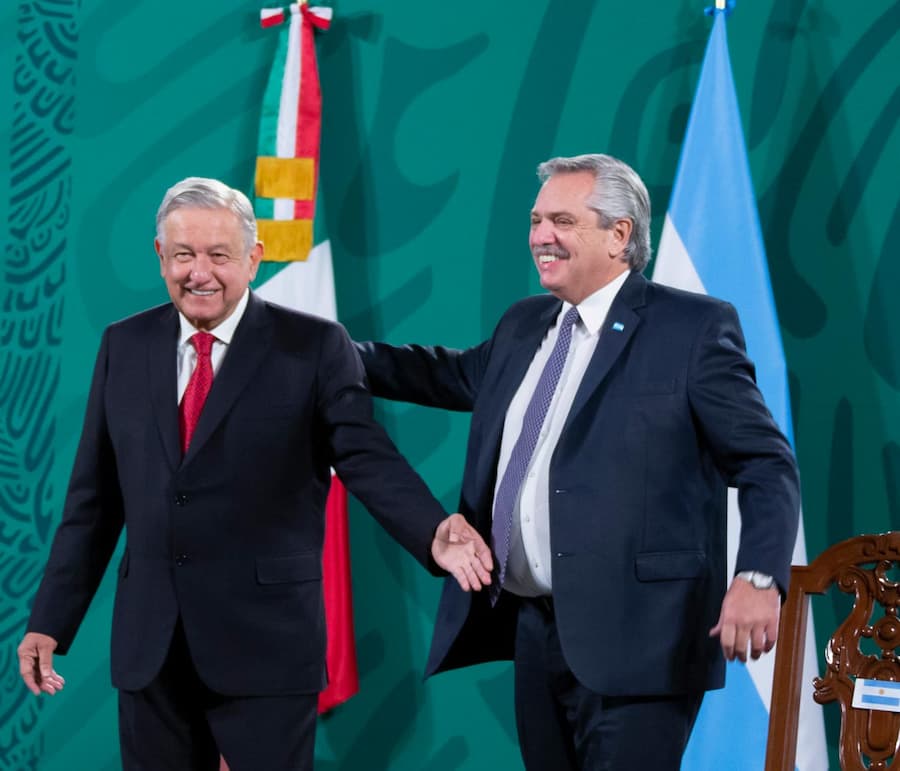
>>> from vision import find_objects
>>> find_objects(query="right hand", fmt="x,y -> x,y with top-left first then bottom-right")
17,632 -> 65,696
431,513 -> 494,592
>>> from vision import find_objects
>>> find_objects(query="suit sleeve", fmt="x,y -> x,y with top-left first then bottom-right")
318,324 -> 449,571
27,328 -> 125,653
354,340 -> 491,412
686,302 -> 800,593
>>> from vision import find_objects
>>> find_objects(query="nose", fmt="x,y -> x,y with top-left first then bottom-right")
188,254 -> 213,282
530,218 -> 555,246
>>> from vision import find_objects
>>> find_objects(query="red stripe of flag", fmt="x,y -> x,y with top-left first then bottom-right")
260,9 -> 285,28
294,5 -> 323,219
318,477 -> 359,712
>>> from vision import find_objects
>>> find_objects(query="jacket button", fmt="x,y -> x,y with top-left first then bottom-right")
174,494 -> 187,506
175,554 -> 188,566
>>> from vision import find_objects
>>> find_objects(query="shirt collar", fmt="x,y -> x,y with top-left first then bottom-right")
567,269 -> 631,336
177,288 -> 250,346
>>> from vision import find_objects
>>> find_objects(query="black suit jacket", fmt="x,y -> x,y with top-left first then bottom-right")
358,271 -> 800,696
28,292 -> 447,695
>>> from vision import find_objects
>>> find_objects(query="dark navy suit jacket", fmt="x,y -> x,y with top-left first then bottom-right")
358,271 -> 799,696
28,291 -> 447,696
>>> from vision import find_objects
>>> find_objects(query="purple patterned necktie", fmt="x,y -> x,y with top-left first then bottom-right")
490,305 -> 580,605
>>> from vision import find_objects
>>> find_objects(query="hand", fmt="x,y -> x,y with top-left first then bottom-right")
431,513 -> 494,592
709,577 -> 780,662
17,632 -> 65,696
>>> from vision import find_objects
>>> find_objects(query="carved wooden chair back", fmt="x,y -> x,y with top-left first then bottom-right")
766,532 -> 900,770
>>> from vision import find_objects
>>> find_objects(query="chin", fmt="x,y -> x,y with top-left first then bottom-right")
539,278 -> 561,293
181,304 -> 222,327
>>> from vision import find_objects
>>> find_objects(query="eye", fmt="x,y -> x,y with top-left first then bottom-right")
210,253 -> 229,265
554,216 -> 574,228
174,251 -> 192,263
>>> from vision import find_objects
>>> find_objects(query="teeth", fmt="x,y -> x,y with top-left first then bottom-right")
189,290 -> 215,296
538,255 -> 558,264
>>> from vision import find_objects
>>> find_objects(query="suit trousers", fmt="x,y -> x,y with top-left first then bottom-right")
513,596 -> 703,770
118,619 -> 318,771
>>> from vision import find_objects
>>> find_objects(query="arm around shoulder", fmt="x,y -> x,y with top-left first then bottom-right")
354,339 -> 490,411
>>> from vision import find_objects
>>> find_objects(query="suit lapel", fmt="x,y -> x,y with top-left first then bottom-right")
478,299 -> 561,478
181,292 -> 273,465
564,271 -> 647,427
149,306 -> 182,471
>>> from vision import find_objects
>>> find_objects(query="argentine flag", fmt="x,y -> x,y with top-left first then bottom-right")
652,5 -> 828,769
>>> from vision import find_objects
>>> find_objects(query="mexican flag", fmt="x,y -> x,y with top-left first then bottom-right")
252,1 -> 359,716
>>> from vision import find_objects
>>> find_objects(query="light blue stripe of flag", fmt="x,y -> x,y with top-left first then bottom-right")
862,694 -> 900,707
860,678 -> 900,690
677,9 -> 779,768
667,10 -> 791,444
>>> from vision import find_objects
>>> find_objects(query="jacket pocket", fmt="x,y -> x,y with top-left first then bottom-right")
634,550 -> 706,581
256,552 -> 321,585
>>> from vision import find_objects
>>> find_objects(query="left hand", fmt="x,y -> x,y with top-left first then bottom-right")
709,577 -> 780,662
431,513 -> 494,592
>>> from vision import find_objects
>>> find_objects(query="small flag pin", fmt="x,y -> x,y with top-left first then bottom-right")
612,322 -> 625,332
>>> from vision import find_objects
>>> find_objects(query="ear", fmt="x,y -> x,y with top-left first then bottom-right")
609,218 -> 633,259
155,238 -> 165,277
248,241 -> 264,280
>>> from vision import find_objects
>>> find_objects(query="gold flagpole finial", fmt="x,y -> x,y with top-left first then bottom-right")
715,0 -> 726,8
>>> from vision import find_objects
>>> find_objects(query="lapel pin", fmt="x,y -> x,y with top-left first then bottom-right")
612,322 -> 625,332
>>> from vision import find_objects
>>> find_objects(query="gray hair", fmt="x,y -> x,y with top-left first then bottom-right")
536,154 -> 651,272
156,177 -> 258,252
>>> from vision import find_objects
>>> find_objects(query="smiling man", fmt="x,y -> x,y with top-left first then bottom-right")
356,154 -> 800,770
158,202 -> 263,332
16,177 -> 492,771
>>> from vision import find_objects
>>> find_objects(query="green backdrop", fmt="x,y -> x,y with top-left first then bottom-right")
2,1 -> 898,768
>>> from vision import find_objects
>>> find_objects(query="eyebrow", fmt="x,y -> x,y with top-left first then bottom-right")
171,243 -> 232,251
531,209 -> 574,218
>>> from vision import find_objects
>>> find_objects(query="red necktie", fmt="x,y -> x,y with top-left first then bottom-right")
179,332 -> 215,453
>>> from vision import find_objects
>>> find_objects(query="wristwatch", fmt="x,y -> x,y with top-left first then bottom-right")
736,570 -> 776,590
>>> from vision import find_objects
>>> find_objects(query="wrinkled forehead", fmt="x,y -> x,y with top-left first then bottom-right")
532,171 -> 597,213
159,206 -> 248,244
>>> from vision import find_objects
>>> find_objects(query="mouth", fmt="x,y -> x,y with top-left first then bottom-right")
535,251 -> 569,266
186,288 -> 217,297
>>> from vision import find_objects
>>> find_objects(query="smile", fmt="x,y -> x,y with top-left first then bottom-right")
537,254 -> 567,264
188,289 -> 216,296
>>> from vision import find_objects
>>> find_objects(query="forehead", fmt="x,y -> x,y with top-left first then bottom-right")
532,170 -> 596,213
162,206 -> 244,241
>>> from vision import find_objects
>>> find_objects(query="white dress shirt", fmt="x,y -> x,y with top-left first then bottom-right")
497,270 -> 630,596
176,289 -> 250,402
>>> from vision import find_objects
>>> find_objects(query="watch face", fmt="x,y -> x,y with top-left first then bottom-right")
750,572 -> 775,589
738,571 -> 775,589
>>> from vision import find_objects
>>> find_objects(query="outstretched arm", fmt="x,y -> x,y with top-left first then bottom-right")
355,340 -> 491,412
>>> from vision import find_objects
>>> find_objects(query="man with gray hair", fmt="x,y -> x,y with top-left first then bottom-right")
357,154 -> 799,769
16,177 -> 493,770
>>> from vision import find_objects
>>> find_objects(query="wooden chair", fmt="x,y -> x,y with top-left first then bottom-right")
766,532 -> 900,770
